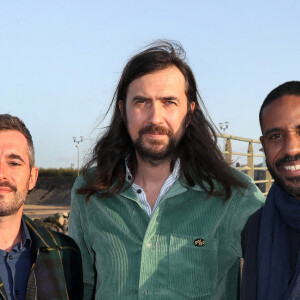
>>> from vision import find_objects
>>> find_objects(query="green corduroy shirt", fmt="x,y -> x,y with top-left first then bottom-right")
69,169 -> 264,299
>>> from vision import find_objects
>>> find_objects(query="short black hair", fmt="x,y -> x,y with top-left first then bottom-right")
259,81 -> 300,130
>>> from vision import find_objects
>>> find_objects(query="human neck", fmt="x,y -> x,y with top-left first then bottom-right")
134,154 -> 173,190
0,209 -> 23,252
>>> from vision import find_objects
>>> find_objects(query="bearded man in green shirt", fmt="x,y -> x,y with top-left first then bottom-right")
69,40 -> 264,299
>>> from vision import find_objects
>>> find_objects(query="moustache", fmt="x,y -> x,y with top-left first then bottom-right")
275,154 -> 300,167
139,124 -> 173,136
0,181 -> 17,192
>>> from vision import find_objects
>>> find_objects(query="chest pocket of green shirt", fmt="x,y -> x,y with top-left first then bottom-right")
168,234 -> 218,298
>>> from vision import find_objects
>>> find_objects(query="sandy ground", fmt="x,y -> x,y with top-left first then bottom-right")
24,204 -> 70,218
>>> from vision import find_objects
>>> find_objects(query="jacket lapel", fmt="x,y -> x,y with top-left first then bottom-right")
0,280 -> 8,300
24,216 -> 69,300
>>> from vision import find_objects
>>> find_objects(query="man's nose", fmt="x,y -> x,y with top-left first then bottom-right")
148,102 -> 163,124
284,132 -> 300,156
0,162 -> 8,181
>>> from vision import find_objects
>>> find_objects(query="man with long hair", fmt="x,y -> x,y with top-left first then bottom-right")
69,40 -> 264,299
242,81 -> 300,299
0,114 -> 83,299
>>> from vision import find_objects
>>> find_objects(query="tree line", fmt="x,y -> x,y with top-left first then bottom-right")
38,168 -> 80,177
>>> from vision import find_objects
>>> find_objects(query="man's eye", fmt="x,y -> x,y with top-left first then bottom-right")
135,99 -> 146,105
9,161 -> 21,166
269,133 -> 281,140
165,100 -> 176,105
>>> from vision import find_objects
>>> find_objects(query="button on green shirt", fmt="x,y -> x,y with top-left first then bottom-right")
69,170 -> 264,299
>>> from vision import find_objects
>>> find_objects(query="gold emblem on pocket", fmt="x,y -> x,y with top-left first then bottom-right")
194,238 -> 205,247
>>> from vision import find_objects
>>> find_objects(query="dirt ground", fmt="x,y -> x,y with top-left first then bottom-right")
23,176 -> 74,218
24,204 -> 70,218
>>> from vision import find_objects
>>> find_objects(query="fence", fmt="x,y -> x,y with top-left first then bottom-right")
216,133 -> 273,195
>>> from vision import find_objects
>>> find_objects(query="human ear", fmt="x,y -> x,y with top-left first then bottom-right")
186,102 -> 196,127
118,100 -> 124,119
260,136 -> 265,152
190,102 -> 195,114
28,167 -> 38,191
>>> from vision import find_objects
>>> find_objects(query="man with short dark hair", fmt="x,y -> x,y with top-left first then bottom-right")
69,41 -> 264,299
242,81 -> 300,299
0,114 -> 83,300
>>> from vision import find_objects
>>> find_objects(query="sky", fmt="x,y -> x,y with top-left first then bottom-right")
0,0 -> 299,168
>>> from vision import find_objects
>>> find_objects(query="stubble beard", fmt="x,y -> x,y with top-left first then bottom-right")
133,124 -> 181,166
0,182 -> 28,217
266,154 -> 300,198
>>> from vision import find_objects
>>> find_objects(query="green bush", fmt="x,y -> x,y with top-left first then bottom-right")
38,168 -> 79,177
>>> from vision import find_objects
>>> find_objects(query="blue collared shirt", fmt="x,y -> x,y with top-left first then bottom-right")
125,159 -> 180,216
0,218 -> 32,300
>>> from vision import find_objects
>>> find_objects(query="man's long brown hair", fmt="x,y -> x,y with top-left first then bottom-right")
78,41 -> 248,201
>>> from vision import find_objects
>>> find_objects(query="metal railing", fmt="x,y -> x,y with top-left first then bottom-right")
216,133 -> 273,195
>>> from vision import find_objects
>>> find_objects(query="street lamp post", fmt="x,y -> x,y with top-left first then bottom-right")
219,122 -> 229,151
73,136 -> 84,176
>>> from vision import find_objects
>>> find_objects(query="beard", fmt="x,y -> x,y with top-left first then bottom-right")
133,124 -> 181,166
266,154 -> 300,198
0,181 -> 27,217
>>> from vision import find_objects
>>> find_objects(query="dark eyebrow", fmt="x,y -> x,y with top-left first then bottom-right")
264,125 -> 300,136
157,96 -> 179,101
264,128 -> 281,136
132,96 -> 151,102
131,95 -> 179,101
7,153 -> 25,164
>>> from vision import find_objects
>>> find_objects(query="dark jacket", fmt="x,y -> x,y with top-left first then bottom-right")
241,208 -> 262,299
242,207 -> 300,299
0,215 -> 83,300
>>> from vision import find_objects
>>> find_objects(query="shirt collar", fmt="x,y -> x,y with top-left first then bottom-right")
20,217 -> 32,248
125,158 -> 181,184
125,162 -> 134,184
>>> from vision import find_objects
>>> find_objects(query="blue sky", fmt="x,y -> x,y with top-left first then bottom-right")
1,1 -> 299,168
